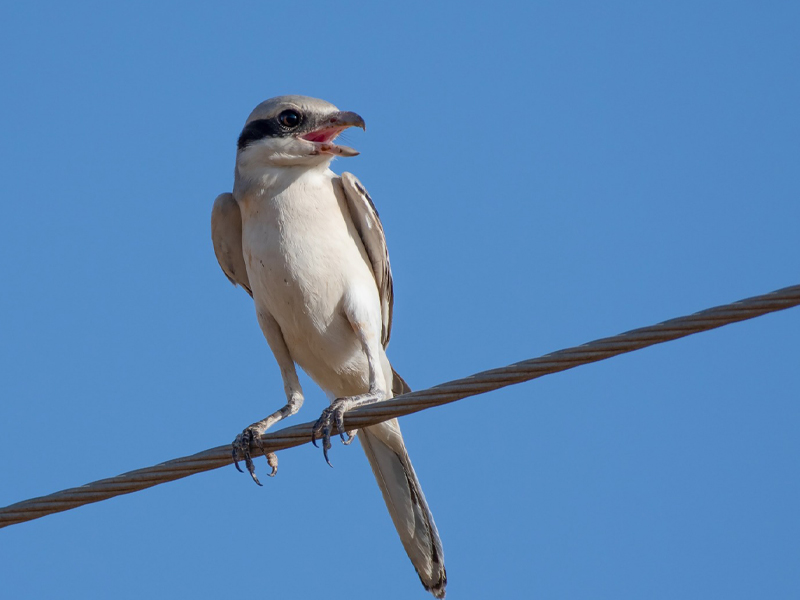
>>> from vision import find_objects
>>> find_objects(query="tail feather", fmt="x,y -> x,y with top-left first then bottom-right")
359,370 -> 446,597
391,367 -> 412,396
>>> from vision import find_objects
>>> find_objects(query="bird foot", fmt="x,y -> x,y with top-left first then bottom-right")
232,422 -> 278,486
311,390 -> 384,466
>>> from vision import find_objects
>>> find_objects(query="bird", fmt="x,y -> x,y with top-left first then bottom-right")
210,95 -> 446,597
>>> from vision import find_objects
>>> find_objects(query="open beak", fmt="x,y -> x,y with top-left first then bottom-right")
302,111 -> 366,157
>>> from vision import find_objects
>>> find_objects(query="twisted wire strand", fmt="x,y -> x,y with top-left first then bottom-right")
2,283 -> 798,529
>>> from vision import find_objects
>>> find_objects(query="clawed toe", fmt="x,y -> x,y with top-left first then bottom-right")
333,409 -> 357,445
311,408 -> 335,467
311,399 -> 363,464
266,452 -> 278,477
232,426 -> 276,485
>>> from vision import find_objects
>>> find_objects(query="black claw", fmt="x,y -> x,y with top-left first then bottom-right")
249,468 -> 263,487
322,429 -> 331,456
321,411 -> 334,466
244,445 -> 263,486
334,410 -> 347,443
232,447 -> 244,473
311,429 -> 319,447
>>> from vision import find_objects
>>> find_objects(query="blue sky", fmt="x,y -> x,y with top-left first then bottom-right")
1,1 -> 799,598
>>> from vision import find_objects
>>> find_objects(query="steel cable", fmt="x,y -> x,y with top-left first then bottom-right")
1,283 -> 798,529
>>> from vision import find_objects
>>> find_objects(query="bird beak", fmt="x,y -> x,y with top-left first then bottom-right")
327,111 -> 366,131
303,111 -> 366,157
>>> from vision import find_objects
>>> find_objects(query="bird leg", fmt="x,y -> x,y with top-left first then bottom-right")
311,310 -> 388,466
233,311 -> 304,485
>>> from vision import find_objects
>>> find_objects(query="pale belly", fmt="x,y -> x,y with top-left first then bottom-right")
240,201 -> 378,396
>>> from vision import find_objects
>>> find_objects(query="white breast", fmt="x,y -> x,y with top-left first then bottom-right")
237,166 -> 382,394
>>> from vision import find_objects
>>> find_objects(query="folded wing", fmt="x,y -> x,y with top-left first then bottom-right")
211,192 -> 252,297
338,172 -> 394,347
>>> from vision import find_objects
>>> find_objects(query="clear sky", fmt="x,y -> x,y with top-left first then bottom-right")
1,1 -> 799,598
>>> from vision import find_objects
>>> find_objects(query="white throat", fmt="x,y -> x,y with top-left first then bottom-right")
234,157 -> 334,201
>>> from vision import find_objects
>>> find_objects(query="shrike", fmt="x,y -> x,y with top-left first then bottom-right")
211,95 -> 446,597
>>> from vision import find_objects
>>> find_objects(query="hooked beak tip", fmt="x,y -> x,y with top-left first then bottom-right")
330,110 -> 365,131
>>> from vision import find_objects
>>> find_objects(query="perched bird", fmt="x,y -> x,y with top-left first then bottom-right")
211,95 -> 446,597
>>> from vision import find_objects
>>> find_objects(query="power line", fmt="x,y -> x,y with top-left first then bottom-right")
1,283 -> 798,529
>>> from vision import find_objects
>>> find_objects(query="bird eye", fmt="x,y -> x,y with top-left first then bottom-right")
278,109 -> 301,128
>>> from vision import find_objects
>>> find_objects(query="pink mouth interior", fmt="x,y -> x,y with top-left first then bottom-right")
301,127 -> 344,143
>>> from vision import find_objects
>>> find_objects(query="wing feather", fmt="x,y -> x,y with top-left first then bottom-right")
211,192 -> 252,297
339,172 -> 394,347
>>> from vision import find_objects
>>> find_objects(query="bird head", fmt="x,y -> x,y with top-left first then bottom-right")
235,95 -> 365,170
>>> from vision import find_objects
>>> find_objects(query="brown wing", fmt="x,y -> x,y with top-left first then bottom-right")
339,172 -> 394,348
211,192 -> 252,297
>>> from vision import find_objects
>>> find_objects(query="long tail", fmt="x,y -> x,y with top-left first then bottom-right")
358,370 -> 446,598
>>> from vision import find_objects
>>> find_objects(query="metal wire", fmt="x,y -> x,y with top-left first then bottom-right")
2,283 -> 798,529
